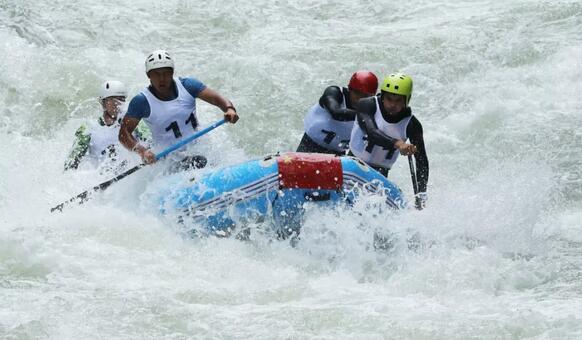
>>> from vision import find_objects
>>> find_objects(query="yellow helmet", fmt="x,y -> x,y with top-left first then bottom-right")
380,73 -> 413,105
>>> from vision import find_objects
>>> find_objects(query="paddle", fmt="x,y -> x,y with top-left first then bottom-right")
407,154 -> 422,210
51,118 -> 226,213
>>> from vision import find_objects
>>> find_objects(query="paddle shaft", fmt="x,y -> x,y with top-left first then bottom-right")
408,154 -> 423,210
50,164 -> 144,212
51,119 -> 226,213
407,154 -> 419,195
155,119 -> 226,160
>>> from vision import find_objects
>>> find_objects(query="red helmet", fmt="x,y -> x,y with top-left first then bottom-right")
348,71 -> 378,96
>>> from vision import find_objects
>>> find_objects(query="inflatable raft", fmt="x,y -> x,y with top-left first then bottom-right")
161,152 -> 405,236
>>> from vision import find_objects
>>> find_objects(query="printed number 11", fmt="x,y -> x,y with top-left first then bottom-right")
165,113 -> 199,139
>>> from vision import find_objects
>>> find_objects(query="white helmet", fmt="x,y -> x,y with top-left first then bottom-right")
99,80 -> 127,100
145,50 -> 174,73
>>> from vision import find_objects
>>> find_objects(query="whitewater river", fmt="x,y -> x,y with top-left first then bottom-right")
1,0 -> 582,339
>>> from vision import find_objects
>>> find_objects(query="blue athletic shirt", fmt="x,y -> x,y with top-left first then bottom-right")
125,77 -> 207,119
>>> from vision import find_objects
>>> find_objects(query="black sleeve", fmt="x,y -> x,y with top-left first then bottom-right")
319,86 -> 357,121
407,116 -> 429,193
355,97 -> 398,148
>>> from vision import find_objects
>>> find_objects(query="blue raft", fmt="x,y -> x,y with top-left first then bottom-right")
161,152 -> 406,236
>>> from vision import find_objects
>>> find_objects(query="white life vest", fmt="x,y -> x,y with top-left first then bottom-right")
85,120 -> 135,174
303,91 -> 354,152
349,97 -> 411,169
87,121 -> 122,160
142,79 -> 199,152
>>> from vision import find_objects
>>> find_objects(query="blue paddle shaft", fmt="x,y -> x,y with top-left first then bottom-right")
155,119 -> 226,160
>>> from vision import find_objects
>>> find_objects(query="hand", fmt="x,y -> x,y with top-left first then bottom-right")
395,140 -> 417,156
141,149 -> 156,164
414,192 -> 428,210
135,144 -> 156,164
224,108 -> 239,124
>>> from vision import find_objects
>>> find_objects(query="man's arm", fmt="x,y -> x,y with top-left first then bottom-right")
119,116 -> 155,164
356,97 -> 417,155
119,116 -> 140,151
134,120 -> 152,143
198,88 -> 239,123
64,125 -> 90,170
356,97 -> 397,148
407,117 -> 429,193
119,95 -> 156,164
319,86 -> 356,121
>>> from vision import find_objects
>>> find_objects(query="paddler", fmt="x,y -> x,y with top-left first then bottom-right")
296,71 -> 378,155
119,50 -> 239,171
349,73 -> 429,209
64,80 -> 150,174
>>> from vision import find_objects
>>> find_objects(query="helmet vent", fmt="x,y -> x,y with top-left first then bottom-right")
106,83 -> 110,89
145,50 -> 174,72
394,85 -> 399,90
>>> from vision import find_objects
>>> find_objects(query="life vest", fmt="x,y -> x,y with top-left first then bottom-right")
142,79 -> 199,152
349,96 -> 411,169
303,90 -> 354,152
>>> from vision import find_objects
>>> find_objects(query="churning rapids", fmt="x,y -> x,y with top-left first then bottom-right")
1,1 -> 582,339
